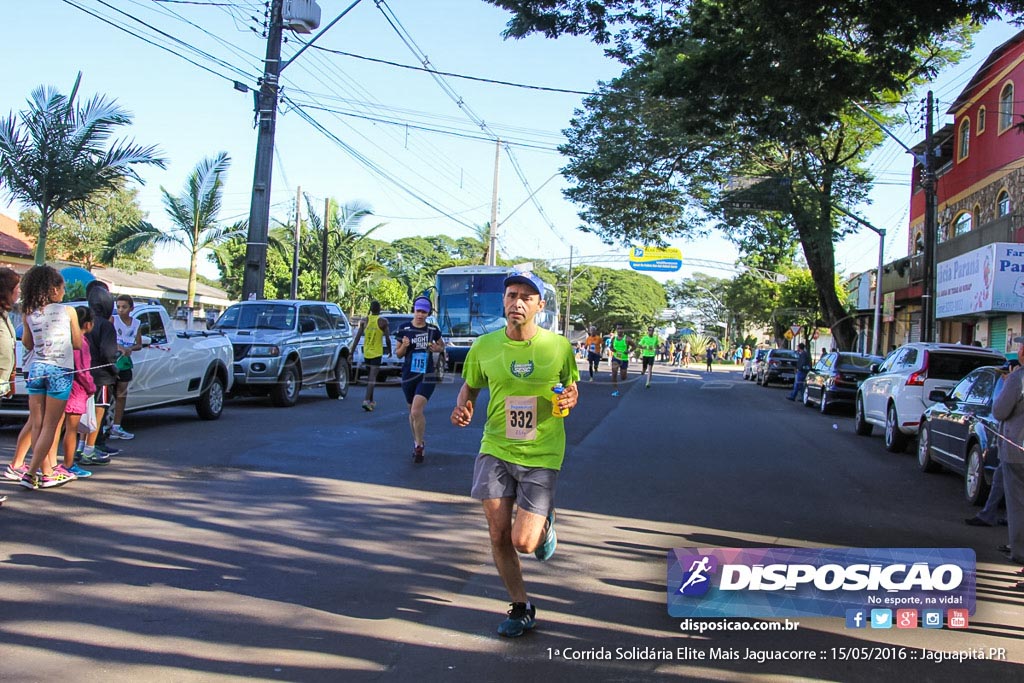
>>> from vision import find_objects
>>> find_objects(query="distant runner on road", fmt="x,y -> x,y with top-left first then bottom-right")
395,296 -> 445,463
451,270 -> 579,638
609,324 -> 635,397
584,325 -> 603,382
639,325 -> 659,389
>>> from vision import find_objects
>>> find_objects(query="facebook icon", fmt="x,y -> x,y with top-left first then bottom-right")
845,609 -> 867,629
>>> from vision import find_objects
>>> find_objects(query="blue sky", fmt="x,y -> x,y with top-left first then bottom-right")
0,2 -> 1019,284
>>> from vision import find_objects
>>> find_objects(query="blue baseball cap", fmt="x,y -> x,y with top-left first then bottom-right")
503,271 -> 546,296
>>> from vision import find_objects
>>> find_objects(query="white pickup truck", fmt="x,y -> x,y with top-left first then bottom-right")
0,303 -> 234,423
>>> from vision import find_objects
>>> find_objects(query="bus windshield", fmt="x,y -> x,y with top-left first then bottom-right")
437,274 -> 507,336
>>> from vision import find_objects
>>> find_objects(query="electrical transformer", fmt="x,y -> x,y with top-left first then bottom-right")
282,0 -> 322,34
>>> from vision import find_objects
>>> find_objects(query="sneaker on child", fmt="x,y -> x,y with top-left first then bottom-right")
3,464 -> 28,481
109,426 -> 135,440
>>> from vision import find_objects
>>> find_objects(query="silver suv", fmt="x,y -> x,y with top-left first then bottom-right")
855,342 -> 1005,452
214,300 -> 354,407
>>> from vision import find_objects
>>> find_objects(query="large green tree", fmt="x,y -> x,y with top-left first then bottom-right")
0,72 -> 165,264
18,182 -> 153,272
485,1 -> 975,349
666,273 -> 731,334
103,152 -> 242,307
564,265 -> 666,330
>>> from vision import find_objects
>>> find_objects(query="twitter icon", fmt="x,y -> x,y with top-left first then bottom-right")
870,609 -> 893,629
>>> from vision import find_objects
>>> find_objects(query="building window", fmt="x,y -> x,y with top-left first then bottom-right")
998,190 -> 1011,217
958,119 -> 970,160
1000,82 -> 1015,132
978,106 -> 986,133
953,211 -> 972,237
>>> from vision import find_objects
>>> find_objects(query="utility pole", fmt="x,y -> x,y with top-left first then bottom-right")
242,0 -> 284,301
921,90 -> 938,343
564,246 -> 573,338
320,198 -> 331,302
487,138 -> 500,266
290,185 -> 302,299
831,203 -> 885,356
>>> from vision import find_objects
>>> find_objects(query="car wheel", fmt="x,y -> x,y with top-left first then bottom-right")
196,374 -> 225,420
855,397 -> 873,436
270,362 -> 301,407
326,356 -> 350,399
884,404 -> 908,453
802,385 -> 811,406
965,443 -> 991,506
917,423 -> 939,472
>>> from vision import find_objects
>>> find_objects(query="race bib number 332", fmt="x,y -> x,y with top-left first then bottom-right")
505,396 -> 537,441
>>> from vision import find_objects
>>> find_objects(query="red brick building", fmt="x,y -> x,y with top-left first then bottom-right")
891,30 -> 1024,351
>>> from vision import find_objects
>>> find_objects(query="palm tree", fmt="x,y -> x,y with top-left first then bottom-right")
273,196 -> 387,308
0,72 -> 165,264
103,152 -> 242,307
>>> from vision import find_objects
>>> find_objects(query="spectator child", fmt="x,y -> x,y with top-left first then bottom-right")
61,306 -> 97,478
81,280 -> 119,463
19,265 -> 82,489
110,294 -> 141,440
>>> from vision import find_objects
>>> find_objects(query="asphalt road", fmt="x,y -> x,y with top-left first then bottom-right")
1,362 -> 1023,682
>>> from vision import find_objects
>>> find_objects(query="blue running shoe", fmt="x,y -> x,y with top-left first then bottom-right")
535,510 -> 557,562
79,453 -> 111,466
68,464 -> 92,478
497,602 -> 536,638
94,443 -> 120,456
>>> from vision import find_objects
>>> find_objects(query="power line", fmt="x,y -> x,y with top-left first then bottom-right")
374,0 -> 572,247
305,44 -> 596,96
282,100 -> 561,152
60,0 -> 248,85
88,0 -> 258,82
284,97 -> 480,232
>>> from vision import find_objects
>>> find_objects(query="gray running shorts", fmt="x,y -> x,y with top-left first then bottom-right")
470,453 -> 558,517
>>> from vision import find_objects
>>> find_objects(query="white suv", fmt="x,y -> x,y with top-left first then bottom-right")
855,342 -> 1005,452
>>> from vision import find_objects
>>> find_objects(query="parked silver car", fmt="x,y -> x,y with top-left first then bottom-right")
214,300 -> 353,407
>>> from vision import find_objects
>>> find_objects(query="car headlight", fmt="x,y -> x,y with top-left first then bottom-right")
249,344 -> 281,357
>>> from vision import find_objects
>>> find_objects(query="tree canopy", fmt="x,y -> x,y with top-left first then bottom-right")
0,72 -> 165,264
18,182 -> 153,272
484,0 -> 977,348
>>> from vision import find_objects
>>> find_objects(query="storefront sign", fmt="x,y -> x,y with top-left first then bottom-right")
936,243 -> 1024,318
882,292 -> 895,322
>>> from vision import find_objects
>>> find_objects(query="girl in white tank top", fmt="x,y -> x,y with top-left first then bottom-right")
19,265 -> 83,489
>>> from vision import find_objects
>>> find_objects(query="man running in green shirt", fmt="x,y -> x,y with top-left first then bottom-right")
639,325 -> 659,389
451,271 -> 579,638
609,323 -> 635,397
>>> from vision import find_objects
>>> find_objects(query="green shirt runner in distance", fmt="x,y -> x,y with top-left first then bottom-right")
612,336 -> 630,361
462,327 -> 580,470
639,334 -> 659,358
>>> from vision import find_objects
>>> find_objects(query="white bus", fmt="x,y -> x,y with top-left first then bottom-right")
435,265 -> 559,369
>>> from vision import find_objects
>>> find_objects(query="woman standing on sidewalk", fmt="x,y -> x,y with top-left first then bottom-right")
0,268 -> 20,505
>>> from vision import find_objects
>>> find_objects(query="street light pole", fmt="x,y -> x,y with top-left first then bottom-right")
831,203 -> 884,356
241,0 -> 283,301
921,90 -> 938,343
240,1 -> 360,301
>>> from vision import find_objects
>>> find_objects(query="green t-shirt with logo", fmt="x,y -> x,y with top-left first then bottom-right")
462,327 -> 580,470
639,334 -> 659,358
